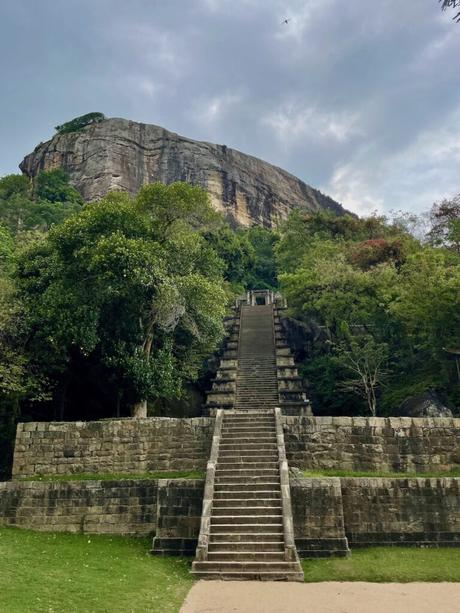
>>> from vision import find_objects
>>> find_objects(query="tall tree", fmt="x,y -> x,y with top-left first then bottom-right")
17,184 -> 227,418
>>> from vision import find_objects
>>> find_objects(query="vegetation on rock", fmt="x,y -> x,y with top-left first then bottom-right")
54,112 -> 105,134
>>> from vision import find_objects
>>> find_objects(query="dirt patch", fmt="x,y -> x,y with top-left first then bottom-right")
181,581 -> 460,613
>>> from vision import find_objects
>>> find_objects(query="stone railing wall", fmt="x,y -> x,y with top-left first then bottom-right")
282,416 -> 460,473
13,418 -> 214,478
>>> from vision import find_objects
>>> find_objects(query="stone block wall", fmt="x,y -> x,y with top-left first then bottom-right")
152,479 -> 205,555
341,477 -> 460,547
0,478 -> 204,554
0,479 -> 158,535
13,418 -> 214,478
290,477 -> 349,557
1,477 -> 460,556
283,416 -> 460,473
13,416 -> 460,479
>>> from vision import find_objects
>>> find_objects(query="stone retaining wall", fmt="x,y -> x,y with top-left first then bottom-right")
0,478 -> 204,554
341,477 -> 460,547
1,477 -> 459,556
283,416 -> 460,473
13,418 -> 213,478
12,416 -> 460,478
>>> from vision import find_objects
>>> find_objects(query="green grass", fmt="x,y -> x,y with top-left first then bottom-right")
0,526 -> 194,613
19,470 -> 205,482
301,468 -> 460,478
302,547 -> 460,582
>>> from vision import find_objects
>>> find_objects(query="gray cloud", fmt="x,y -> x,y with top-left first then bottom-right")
1,0 -> 459,215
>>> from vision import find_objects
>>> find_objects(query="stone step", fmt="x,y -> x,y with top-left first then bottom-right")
218,443 -> 278,451
219,446 -> 278,454
213,485 -> 281,495
207,551 -> 286,562
210,532 -> 284,543
217,458 -> 279,470
213,489 -> 280,499
208,541 -> 284,552
215,469 -> 279,478
218,459 -> 278,467
222,424 -> 276,431
224,415 -> 275,421
192,561 -> 300,573
212,506 -> 282,517
211,515 -> 282,526
214,483 -> 281,492
210,522 -> 283,533
190,569 -> 304,581
220,434 -> 276,445
212,497 -> 281,507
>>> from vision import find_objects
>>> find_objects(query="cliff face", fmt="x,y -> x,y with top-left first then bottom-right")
20,118 -> 346,227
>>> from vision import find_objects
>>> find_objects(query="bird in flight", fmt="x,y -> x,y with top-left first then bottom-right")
282,18 -> 290,24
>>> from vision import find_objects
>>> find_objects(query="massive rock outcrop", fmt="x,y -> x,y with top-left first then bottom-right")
20,117 -> 346,227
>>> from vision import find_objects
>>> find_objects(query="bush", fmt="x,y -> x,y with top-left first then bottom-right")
55,112 -> 105,135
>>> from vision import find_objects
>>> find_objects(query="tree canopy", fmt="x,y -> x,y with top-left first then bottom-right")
54,112 -> 106,134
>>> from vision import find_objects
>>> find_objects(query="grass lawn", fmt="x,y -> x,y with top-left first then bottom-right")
0,526 -> 194,613
301,468 -> 460,478
19,470 -> 205,482
302,547 -> 460,582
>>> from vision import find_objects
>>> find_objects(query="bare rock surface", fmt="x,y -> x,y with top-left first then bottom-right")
20,117 -> 347,227
397,390 -> 454,418
180,581 -> 460,613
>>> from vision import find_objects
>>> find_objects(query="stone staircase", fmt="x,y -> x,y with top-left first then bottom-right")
235,305 -> 279,410
192,409 -> 303,581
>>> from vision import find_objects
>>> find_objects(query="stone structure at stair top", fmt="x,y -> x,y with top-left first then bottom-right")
20,117 -> 347,228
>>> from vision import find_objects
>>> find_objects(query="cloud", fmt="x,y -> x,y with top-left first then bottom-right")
262,103 -> 364,146
1,0 -> 460,220
325,106 -> 460,216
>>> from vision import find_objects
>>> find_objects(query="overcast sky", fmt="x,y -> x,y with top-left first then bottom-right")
1,0 -> 459,215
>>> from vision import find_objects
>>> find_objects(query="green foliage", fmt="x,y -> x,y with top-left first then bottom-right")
0,174 -> 29,199
35,168 -> 83,205
0,527 -> 194,613
0,171 -> 83,236
16,183 -> 227,415
54,112 -> 105,134
277,209 -> 460,415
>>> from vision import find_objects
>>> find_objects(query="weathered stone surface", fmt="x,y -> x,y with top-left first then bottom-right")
396,390 -> 454,418
0,479 -> 159,535
13,416 -> 460,479
19,118 -> 347,228
290,477 -> 349,557
2,477 -> 458,554
282,416 -> 460,473
12,418 -> 214,478
341,477 -> 460,547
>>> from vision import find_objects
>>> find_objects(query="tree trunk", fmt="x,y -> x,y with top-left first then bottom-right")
132,399 -> 147,418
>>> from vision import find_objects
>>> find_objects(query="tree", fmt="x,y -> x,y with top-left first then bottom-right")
428,196 -> 460,254
440,0 -> 460,21
55,112 -> 106,134
35,169 -> 83,206
334,333 -> 389,416
0,171 -> 83,235
17,184 -> 227,418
